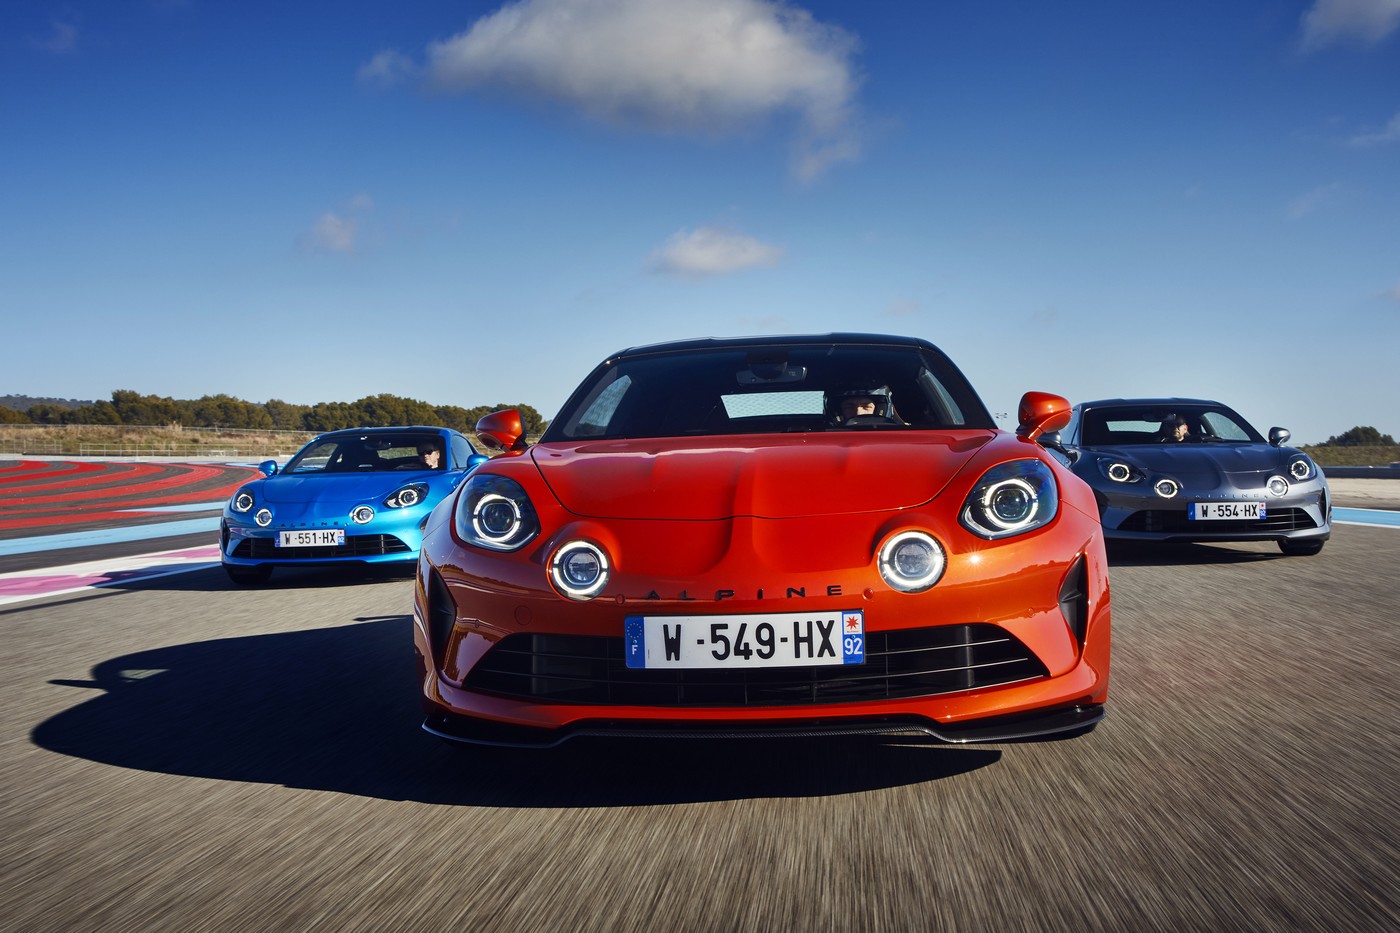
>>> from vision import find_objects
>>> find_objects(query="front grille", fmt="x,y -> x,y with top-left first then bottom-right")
463,624 -> 1048,707
232,534 -> 411,560
1117,507 -> 1316,534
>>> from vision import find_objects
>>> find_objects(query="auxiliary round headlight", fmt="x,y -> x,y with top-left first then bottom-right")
1107,462 -> 1132,483
351,505 -> 375,524
233,491 -> 254,513
878,531 -> 946,593
1267,476 -> 1289,497
254,508 -> 273,527
1154,479 -> 1180,499
549,541 -> 610,600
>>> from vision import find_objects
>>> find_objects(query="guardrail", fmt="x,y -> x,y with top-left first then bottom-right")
1323,465 -> 1400,479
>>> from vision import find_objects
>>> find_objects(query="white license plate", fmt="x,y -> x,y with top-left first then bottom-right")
1190,502 -> 1266,521
624,611 -> 865,670
277,529 -> 346,547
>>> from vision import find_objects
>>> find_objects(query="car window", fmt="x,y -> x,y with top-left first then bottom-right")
1200,412 -> 1250,441
450,434 -> 476,469
1080,406 -> 1264,445
545,343 -> 993,441
284,434 -> 441,472
285,440 -> 339,473
721,391 -> 824,418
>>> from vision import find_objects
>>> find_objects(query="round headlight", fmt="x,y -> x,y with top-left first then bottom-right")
1107,462 -> 1132,483
1289,458 -> 1312,481
981,478 -> 1038,531
474,493 -> 522,542
961,459 -> 1059,540
254,508 -> 273,527
550,541 -> 610,600
397,487 -> 420,507
1267,476 -> 1289,497
351,505 -> 375,524
455,474 -> 541,552
233,491 -> 254,513
1154,479 -> 1179,499
878,531 -> 946,593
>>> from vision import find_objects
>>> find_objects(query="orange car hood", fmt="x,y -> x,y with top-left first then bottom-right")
529,433 -> 993,520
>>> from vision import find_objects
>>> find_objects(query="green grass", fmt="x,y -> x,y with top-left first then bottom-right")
0,424 -> 313,459
2,423 -> 1395,466
1301,445 -> 1400,467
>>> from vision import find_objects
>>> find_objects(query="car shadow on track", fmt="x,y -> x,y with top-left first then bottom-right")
1105,540 -> 1284,567
31,616 -> 1002,807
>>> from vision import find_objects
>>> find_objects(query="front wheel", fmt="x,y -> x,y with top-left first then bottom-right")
1278,539 -> 1325,557
224,564 -> 273,585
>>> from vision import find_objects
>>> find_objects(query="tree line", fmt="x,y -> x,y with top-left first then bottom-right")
0,390 -> 548,436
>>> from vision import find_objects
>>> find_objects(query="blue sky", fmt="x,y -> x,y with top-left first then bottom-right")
3,0 -> 1397,444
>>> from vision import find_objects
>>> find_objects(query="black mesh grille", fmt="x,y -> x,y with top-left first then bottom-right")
232,534 -> 411,560
1117,507 -> 1317,534
463,624 -> 1049,707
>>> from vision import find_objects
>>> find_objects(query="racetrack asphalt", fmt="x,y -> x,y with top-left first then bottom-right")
2,483 -> 1396,930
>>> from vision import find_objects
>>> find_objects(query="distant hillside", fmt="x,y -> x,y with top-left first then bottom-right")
0,395 -> 94,411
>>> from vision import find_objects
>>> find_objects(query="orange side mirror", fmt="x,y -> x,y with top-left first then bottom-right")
475,409 -> 528,453
1015,391 -> 1071,441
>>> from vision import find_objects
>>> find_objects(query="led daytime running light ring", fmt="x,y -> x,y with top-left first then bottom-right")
472,492 -> 523,543
877,530 -> 946,593
550,540 -> 611,600
981,477 -> 1039,531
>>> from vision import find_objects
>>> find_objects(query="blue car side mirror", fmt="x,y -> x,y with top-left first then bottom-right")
258,459 -> 278,476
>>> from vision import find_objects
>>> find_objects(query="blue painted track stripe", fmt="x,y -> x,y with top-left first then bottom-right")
117,502 -> 226,514
1333,507 -> 1400,528
0,517 -> 220,556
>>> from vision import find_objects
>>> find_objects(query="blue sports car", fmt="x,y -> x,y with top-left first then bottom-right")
221,426 -> 487,584
1052,398 -> 1331,556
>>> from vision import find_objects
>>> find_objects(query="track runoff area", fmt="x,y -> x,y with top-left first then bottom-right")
0,459 -> 256,605
0,457 -> 1395,607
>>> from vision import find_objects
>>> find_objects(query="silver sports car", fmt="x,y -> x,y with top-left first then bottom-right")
1050,398 -> 1331,555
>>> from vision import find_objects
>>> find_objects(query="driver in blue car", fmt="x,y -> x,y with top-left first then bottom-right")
413,441 -> 443,470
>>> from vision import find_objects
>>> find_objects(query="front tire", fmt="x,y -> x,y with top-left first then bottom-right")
224,564 -> 273,585
1279,539 -> 1324,557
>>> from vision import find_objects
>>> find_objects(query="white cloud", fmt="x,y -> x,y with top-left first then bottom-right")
650,227 -> 784,277
1348,111 -> 1400,145
305,196 -> 374,253
312,213 -> 358,252
1300,0 -> 1400,51
422,0 -> 861,179
31,19 -> 79,54
1286,183 -> 1344,220
358,49 -> 418,87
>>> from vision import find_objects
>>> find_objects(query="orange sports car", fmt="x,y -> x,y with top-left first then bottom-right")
414,334 -> 1109,747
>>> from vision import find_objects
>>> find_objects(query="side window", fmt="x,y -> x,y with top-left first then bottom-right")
573,375 -> 633,436
287,440 -> 339,473
1201,412 -> 1249,441
450,435 -> 474,469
